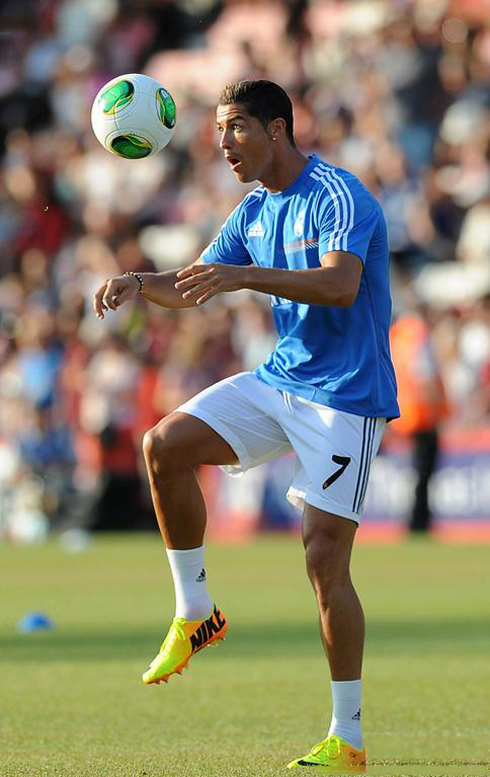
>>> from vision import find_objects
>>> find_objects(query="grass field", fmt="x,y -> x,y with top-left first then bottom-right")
1,534 -> 489,777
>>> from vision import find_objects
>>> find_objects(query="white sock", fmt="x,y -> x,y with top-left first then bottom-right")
166,546 -> 214,621
328,679 -> 363,751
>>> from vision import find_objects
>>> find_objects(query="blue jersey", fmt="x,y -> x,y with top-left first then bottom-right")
201,154 -> 399,419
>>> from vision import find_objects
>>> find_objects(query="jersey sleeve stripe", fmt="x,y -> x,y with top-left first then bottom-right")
323,168 -> 351,250
325,175 -> 344,251
318,163 -> 354,251
311,166 -> 346,251
328,169 -> 356,251
311,163 -> 353,252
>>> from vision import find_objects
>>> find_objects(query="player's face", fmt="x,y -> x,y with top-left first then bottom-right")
216,103 -> 274,183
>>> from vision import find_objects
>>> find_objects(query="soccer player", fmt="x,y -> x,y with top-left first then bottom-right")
93,79 -> 399,772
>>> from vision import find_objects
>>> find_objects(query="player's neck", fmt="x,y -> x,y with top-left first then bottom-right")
259,149 -> 310,194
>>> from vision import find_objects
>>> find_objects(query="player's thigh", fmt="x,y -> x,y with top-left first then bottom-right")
146,411 -> 239,467
176,372 -> 292,472
283,398 -> 385,523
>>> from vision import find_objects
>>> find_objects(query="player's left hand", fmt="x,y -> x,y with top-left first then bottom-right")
175,263 -> 245,305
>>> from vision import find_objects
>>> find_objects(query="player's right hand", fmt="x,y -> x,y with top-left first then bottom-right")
93,275 -> 140,320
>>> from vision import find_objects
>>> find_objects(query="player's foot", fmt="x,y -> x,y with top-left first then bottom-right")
287,734 -> 366,773
142,604 -> 227,685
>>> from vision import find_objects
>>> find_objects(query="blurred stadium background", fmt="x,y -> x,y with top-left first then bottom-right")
0,0 -> 489,544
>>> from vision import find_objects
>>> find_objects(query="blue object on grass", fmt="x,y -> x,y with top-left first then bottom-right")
17,613 -> 54,633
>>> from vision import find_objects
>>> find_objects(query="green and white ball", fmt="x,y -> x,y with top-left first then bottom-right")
90,73 -> 176,159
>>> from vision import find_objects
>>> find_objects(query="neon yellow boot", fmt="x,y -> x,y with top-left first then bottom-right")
142,604 -> 227,685
288,734 -> 366,772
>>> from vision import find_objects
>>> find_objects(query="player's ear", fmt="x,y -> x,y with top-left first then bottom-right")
267,118 -> 286,142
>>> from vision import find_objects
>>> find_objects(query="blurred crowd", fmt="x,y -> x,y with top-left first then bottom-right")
0,0 -> 488,539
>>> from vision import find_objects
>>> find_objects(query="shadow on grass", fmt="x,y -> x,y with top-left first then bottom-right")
1,617 -> 489,663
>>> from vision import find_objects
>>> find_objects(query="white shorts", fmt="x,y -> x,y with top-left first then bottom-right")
178,372 -> 385,524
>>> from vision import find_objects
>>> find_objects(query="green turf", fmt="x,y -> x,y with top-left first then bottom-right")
1,534 -> 489,777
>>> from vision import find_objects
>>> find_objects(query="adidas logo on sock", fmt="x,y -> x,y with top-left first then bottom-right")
196,568 -> 206,583
351,708 -> 361,720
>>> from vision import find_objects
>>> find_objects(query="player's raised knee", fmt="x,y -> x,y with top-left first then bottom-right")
142,415 -> 190,471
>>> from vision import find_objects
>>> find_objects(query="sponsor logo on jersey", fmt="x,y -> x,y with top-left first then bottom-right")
284,236 -> 319,254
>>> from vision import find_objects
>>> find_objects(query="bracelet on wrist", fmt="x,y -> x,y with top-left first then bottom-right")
124,270 -> 144,294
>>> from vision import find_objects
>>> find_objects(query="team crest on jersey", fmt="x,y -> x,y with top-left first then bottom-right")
248,220 -> 264,237
294,209 -> 306,236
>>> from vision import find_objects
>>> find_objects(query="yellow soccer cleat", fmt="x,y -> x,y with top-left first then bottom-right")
287,734 -> 366,773
142,604 -> 227,685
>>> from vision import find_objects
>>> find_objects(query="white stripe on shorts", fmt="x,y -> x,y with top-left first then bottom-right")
352,417 -> 376,514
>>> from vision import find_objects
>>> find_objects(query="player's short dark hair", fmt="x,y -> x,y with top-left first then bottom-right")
219,80 -> 295,146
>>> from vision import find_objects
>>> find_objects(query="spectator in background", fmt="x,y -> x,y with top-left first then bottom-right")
390,305 -> 450,533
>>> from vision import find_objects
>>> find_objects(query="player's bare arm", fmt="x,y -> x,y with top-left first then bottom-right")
93,265 -> 204,320
175,251 -> 363,308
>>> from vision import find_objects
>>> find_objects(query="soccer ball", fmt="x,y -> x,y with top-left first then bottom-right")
90,73 -> 176,159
